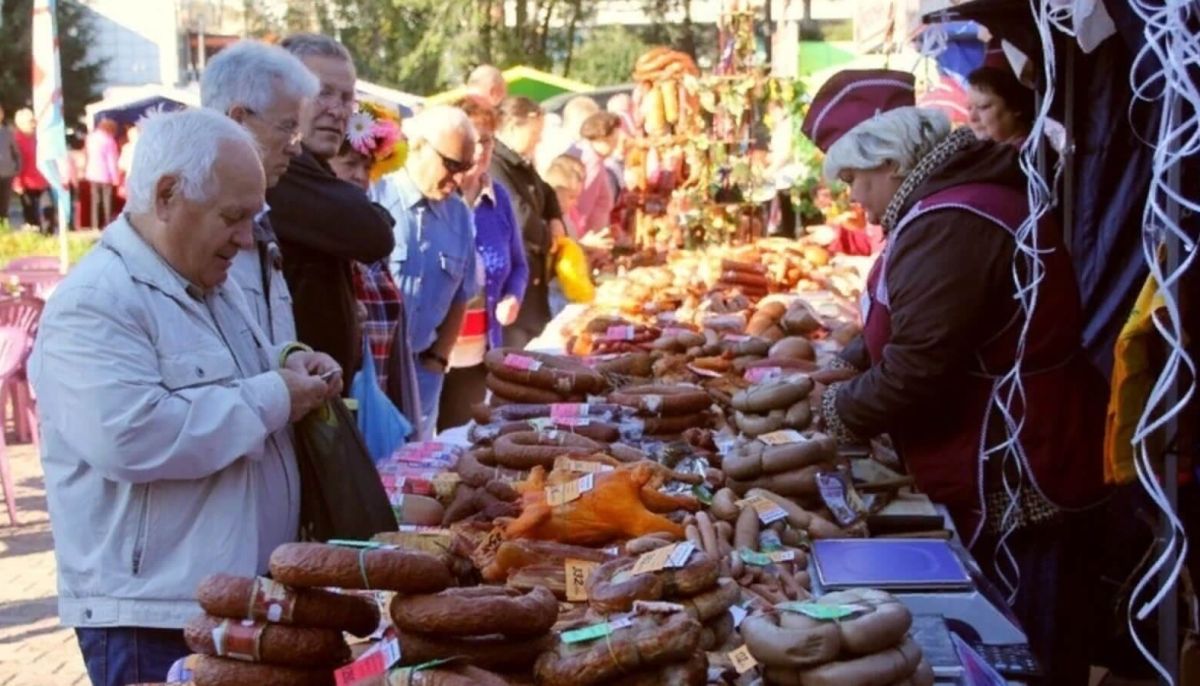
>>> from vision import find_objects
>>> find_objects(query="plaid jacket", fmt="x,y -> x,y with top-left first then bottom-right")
352,260 -> 403,389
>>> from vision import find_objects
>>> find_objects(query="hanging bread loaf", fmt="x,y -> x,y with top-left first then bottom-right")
196,574 -> 380,637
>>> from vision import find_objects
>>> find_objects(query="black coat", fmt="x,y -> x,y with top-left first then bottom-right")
490,141 -> 561,337
266,146 -> 394,377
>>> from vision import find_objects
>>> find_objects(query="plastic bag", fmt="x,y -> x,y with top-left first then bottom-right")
554,236 -> 595,303
350,341 -> 412,463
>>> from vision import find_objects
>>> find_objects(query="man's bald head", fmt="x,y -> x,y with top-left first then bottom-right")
467,65 -> 506,108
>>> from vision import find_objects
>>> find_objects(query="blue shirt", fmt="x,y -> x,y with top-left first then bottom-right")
374,170 -> 478,354
473,179 -> 529,349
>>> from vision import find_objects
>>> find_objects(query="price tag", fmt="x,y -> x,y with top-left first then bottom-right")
739,549 -> 773,567
630,541 -> 695,576
561,618 -> 630,644
395,525 -> 453,536
722,334 -> 752,343
728,645 -> 759,674
662,327 -> 694,337
248,577 -> 295,623
745,366 -> 785,382
333,636 -> 401,686
737,495 -> 789,525
777,602 -> 868,620
633,600 -> 685,614
564,559 -> 598,602
554,457 -> 614,474
545,473 -> 596,507
503,353 -> 543,371
431,472 -> 460,499
606,325 -> 637,341
769,550 -> 796,562
759,429 -> 805,446
692,484 -> 713,505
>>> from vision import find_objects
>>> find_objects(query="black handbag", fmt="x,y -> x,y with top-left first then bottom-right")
292,398 -> 397,542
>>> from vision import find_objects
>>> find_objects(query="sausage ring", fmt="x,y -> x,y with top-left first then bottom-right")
485,374 -> 575,404
269,543 -> 453,594
676,577 -> 740,622
189,655 -> 334,686
731,378 -> 815,413
533,611 -> 702,686
396,629 -> 555,672
740,608 -> 842,669
389,586 -> 558,638
184,614 -> 349,668
586,557 -> 665,614
485,348 -> 607,395
608,384 -> 712,417
492,430 -> 604,469
197,574 -> 380,637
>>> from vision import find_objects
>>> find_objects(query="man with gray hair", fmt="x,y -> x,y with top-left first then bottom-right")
201,39 -> 318,344
374,105 -> 477,435
30,108 -> 342,686
268,33 -> 394,379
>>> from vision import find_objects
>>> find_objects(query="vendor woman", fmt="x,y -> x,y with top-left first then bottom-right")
805,70 -> 1106,685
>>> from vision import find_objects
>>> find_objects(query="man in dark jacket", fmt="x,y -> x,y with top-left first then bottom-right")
269,33 -> 394,378
491,96 -> 563,348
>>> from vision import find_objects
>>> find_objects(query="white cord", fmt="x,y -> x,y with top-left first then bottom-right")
977,0 -> 1064,605
1123,1 -> 1199,682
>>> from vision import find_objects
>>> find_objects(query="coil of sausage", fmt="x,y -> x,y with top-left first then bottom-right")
389,586 -> 558,638
608,384 -> 712,417
485,348 -> 607,395
189,654 -> 334,686
197,574 -> 380,637
492,430 -> 604,469
533,611 -> 702,686
184,615 -> 349,669
269,543 -> 453,593
396,628 -> 555,672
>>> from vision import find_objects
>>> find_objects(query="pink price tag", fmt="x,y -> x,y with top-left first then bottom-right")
745,366 -> 784,382
550,403 -> 589,420
503,353 -> 543,371
606,325 -> 636,341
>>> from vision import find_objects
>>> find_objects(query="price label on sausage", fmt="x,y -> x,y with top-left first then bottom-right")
777,602 -> 869,620
737,495 -> 789,525
554,457 -> 614,474
503,353 -> 543,371
333,635 -> 401,685
545,473 -> 595,507
728,645 -> 759,674
564,559 -> 599,602
605,325 -> 637,341
745,366 -> 784,382
561,616 -> 633,644
550,403 -> 590,421
722,334 -> 752,342
431,472 -> 460,499
630,541 -> 696,576
758,429 -> 805,446
249,577 -> 295,623
212,619 -> 264,662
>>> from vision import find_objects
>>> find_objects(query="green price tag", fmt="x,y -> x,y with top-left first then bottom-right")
738,549 -> 773,567
693,484 -> 714,506
777,602 -> 864,620
561,622 -> 613,644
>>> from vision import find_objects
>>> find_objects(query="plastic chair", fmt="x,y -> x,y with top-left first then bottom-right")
0,297 -> 42,445
0,326 -> 31,526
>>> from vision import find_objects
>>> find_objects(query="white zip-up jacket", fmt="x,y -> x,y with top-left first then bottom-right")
29,216 -> 299,629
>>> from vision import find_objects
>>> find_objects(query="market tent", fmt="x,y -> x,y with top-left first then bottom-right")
84,84 -> 199,127
426,66 -> 593,105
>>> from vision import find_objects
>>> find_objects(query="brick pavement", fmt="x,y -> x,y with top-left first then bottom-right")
0,444 -> 87,686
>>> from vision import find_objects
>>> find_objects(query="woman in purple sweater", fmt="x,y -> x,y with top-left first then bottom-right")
438,96 -> 529,430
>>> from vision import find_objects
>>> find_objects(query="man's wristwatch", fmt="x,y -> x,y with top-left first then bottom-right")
421,350 -> 449,371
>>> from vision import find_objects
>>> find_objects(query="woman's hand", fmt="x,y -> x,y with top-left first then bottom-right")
579,227 -> 615,251
496,295 -> 521,326
284,350 -> 343,400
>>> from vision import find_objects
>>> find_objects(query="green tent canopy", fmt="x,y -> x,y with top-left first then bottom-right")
427,66 -> 593,104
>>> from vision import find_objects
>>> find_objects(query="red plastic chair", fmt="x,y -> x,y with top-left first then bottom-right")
0,297 -> 42,444
0,326 -> 31,525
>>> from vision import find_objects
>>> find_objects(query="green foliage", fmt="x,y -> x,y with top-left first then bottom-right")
0,221 -> 97,265
568,26 -> 648,86
0,0 -> 106,125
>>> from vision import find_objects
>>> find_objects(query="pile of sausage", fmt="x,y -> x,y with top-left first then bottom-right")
741,589 -> 935,686
483,348 -> 608,406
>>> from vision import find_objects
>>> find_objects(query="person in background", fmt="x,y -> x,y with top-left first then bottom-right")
491,96 -> 565,348
573,112 -> 621,240
966,66 -> 1034,146
375,105 -> 477,436
270,33 -> 395,379
13,108 -> 51,232
117,125 -> 139,199
0,106 -> 20,223
202,39 -> 319,346
438,96 -> 529,431
84,118 -> 121,230
536,95 -> 599,171
30,108 -> 341,686
327,101 -> 422,432
605,93 -> 636,137
542,154 -> 585,317
466,64 -> 507,108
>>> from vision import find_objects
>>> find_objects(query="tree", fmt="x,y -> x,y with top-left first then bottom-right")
568,25 -> 648,86
0,0 -> 106,125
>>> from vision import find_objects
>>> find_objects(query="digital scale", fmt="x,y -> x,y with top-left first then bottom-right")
809,537 -> 1041,683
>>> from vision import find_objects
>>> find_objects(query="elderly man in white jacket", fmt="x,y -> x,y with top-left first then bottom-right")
29,108 -> 342,686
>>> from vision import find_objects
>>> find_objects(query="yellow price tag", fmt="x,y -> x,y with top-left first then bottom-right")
564,559 -> 599,602
545,473 -> 596,507
729,645 -> 759,674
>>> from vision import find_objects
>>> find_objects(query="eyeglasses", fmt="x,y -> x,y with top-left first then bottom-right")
315,85 -> 356,111
243,108 -> 303,146
427,142 -> 472,175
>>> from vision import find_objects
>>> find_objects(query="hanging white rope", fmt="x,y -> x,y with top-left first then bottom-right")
976,0 -> 1064,604
1124,1 -> 1199,682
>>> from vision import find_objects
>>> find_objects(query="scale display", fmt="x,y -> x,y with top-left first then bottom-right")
813,539 -> 972,590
